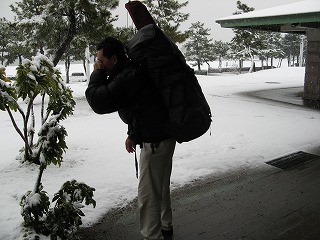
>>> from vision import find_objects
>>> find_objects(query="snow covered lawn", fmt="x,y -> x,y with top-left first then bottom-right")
1,67 -> 320,240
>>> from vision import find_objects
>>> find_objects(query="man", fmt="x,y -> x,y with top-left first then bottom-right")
85,37 -> 176,240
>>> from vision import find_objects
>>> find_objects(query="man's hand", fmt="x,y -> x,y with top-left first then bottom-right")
94,59 -> 104,70
125,137 -> 136,153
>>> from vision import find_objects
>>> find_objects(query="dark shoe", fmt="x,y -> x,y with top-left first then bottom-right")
161,229 -> 173,236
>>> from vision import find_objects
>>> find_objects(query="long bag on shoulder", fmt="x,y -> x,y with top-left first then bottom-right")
125,1 -> 212,143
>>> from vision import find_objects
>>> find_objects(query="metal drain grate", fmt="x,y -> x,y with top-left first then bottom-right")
266,151 -> 320,170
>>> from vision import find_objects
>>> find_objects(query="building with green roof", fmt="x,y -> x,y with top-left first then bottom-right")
216,0 -> 320,103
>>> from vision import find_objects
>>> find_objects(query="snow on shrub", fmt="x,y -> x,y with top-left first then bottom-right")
0,55 -> 95,240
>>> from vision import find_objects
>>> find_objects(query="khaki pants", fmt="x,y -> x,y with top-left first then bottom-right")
138,138 -> 176,240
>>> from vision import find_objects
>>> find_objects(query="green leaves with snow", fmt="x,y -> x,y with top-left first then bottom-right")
46,180 -> 96,240
3,54 -> 78,237
3,54 -> 94,240
1,54 -> 75,164
20,184 -> 50,233
15,54 -> 63,100
53,180 -> 96,210
47,85 -> 75,121
0,66 -> 18,111
37,116 -> 68,167
20,180 -> 96,240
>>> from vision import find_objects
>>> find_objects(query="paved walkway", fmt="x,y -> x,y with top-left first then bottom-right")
75,87 -> 320,240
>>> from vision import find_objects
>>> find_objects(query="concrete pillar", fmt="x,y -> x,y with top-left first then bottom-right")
303,29 -> 320,102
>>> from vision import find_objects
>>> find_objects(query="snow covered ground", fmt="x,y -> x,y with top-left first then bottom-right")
1,66 -> 320,240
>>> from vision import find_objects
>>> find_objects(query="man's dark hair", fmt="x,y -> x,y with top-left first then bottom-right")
97,37 -> 126,60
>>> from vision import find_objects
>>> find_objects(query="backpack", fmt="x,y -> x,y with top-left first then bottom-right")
125,2 -> 212,143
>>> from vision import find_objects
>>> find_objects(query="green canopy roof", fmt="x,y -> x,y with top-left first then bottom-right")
216,0 -> 320,33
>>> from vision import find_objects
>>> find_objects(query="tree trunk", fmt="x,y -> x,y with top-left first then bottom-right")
18,54 -> 23,65
28,106 -> 35,147
292,55 -> 295,66
83,59 -> 86,74
65,56 -> 70,84
34,165 -> 45,194
248,59 -> 254,73
218,57 -> 222,69
197,59 -> 201,71
279,58 -> 283,68
52,9 -> 77,66
33,164 -> 45,233
248,47 -> 254,73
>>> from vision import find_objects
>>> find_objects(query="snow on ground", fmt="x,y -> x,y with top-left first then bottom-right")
1,66 -> 320,240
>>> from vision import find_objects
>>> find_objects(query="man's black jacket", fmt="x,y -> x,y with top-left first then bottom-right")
85,58 -> 170,143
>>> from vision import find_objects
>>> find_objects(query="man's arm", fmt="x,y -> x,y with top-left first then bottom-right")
86,61 -> 140,114
85,69 -> 121,114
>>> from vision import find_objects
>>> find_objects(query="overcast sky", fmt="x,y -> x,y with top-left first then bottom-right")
0,0 -> 303,42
